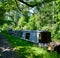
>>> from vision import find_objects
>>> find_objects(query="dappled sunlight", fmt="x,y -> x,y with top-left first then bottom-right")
0,0 -> 60,57
2,33 -> 60,58
0,47 -> 11,52
12,46 -> 23,51
11,43 -> 48,58
30,47 -> 46,54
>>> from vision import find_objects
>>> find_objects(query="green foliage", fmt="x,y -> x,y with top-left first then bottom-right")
17,16 -> 26,30
0,0 -> 60,58
0,0 -> 16,25
2,32 -> 60,58
0,2 -> 6,25
2,24 -> 8,30
0,0 -> 60,40
53,22 -> 60,40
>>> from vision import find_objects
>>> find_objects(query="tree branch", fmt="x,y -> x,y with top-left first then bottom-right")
18,0 -> 55,7
18,0 -> 37,7
15,0 -> 22,11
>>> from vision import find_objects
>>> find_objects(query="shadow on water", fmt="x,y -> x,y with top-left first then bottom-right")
0,47 -> 19,58
0,34 -> 19,58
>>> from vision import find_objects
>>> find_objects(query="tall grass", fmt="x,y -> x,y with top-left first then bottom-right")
2,31 -> 60,58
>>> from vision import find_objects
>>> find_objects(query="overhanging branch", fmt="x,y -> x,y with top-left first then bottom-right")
18,0 -> 55,7
15,0 -> 55,14
18,0 -> 39,7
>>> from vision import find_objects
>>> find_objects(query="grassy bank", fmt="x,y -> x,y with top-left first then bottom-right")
2,32 -> 60,58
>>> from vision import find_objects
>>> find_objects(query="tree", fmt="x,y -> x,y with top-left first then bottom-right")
17,0 -> 55,7
0,0 -> 16,26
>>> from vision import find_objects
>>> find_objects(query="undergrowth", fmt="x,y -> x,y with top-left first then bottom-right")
1,31 -> 60,58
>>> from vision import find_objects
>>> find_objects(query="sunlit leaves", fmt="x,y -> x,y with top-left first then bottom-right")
58,12 -> 60,19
